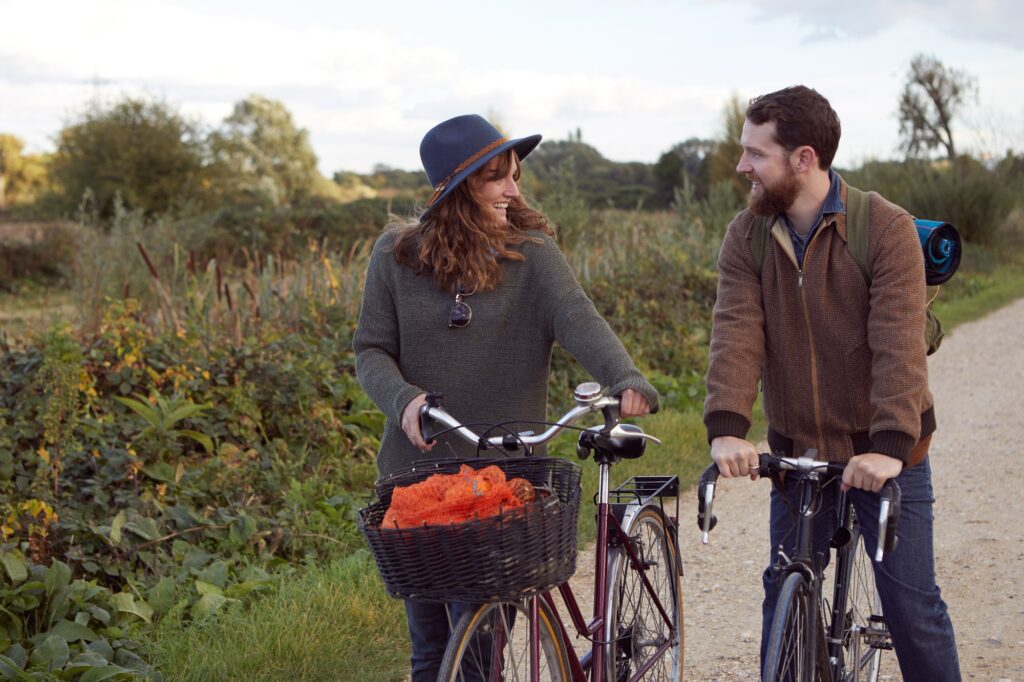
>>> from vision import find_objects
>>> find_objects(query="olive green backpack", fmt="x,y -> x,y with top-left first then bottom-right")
750,186 -> 944,355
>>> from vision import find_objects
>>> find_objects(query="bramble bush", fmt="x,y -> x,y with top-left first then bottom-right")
0,249 -> 383,678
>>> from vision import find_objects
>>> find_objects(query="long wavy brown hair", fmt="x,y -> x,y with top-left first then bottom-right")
390,150 -> 554,294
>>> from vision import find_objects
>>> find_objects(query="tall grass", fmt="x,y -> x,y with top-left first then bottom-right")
152,551 -> 408,681
71,203 -> 372,340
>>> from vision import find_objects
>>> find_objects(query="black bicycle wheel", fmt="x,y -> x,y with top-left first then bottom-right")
839,525 -> 888,681
438,598 -> 570,682
764,572 -> 815,682
605,506 -> 683,681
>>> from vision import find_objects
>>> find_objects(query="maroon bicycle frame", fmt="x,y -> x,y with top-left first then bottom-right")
513,461 -> 678,682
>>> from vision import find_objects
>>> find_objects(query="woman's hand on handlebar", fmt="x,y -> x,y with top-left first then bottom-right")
618,388 -> 652,418
710,435 -> 760,480
841,453 -> 902,492
401,393 -> 435,452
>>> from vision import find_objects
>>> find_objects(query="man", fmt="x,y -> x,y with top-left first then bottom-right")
703,85 -> 960,680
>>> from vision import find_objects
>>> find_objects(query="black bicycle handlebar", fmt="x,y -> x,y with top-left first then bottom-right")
697,452 -> 901,560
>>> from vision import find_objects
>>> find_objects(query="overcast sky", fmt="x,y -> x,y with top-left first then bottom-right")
2,0 -> 1022,176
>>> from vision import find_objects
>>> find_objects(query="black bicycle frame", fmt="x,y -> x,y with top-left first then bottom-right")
781,476 -> 874,682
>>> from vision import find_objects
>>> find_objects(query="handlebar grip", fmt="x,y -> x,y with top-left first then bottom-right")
697,464 -> 720,537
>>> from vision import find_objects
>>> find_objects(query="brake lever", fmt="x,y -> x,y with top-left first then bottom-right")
697,463 -> 720,543
875,479 -> 902,562
419,392 -> 445,445
605,423 -> 662,445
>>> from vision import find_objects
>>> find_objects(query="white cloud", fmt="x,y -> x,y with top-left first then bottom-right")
3,0 -> 1023,172
714,0 -> 1024,49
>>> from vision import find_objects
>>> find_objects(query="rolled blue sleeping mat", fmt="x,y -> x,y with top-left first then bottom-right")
915,219 -> 961,286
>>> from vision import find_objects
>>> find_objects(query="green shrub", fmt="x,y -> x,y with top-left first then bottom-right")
843,157 -> 1017,244
0,223 -> 78,292
197,197 -> 417,259
550,207 -> 721,413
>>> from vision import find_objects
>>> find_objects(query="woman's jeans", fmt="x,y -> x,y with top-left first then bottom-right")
760,458 -> 961,681
404,600 -> 476,682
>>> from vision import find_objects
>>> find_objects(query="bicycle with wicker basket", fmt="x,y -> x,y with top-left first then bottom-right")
358,381 -> 683,681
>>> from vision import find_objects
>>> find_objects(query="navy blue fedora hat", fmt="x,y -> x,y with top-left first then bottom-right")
420,114 -> 541,210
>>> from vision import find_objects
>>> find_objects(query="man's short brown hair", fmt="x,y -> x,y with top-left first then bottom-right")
747,86 -> 841,170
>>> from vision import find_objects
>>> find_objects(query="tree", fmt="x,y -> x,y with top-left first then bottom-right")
208,95 -> 320,207
653,137 -> 715,206
0,134 -> 49,209
525,135 -> 657,210
707,94 -> 749,203
898,54 -> 978,161
51,98 -> 207,217
653,149 -> 684,204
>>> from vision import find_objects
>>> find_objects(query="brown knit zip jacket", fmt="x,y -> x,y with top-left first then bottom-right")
704,180 -> 935,465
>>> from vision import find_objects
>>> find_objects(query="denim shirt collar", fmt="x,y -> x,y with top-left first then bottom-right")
820,169 -> 845,220
780,170 -> 844,233
780,170 -> 844,269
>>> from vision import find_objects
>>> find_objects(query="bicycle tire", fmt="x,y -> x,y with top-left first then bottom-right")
437,598 -> 570,682
764,572 -> 816,682
838,526 -> 888,681
605,506 -> 683,681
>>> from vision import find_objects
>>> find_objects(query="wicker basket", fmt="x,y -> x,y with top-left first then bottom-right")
359,457 -> 582,603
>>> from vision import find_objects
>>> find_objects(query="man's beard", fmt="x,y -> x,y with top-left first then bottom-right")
748,165 -> 800,216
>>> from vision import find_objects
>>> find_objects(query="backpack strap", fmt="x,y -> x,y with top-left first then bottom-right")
844,185 -> 872,284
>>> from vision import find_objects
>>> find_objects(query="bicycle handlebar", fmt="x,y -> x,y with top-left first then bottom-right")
418,381 -> 662,453
697,451 -> 901,561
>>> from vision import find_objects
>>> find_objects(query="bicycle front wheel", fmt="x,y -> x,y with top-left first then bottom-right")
764,572 -> 816,682
838,528 -> 888,681
605,506 -> 683,681
438,598 -> 569,682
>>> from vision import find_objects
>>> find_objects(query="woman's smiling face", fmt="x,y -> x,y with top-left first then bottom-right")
473,152 -> 521,224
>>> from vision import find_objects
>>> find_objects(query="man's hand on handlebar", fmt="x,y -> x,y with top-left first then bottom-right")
841,453 -> 902,493
618,388 -> 652,418
401,393 -> 435,452
710,435 -> 760,480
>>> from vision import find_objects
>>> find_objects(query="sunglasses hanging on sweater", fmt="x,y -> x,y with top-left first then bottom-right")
448,286 -> 475,329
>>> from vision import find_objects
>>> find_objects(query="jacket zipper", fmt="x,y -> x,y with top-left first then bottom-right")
798,241 -> 826,454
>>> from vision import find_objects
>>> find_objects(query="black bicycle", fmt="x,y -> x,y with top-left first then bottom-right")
697,450 -> 900,682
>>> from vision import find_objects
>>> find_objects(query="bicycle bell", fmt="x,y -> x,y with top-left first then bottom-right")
573,381 -> 604,404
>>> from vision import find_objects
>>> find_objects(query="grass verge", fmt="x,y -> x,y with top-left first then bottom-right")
151,550 -> 408,681
932,264 -> 1024,331
0,287 -> 76,346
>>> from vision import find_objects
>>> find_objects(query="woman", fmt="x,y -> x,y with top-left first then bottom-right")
353,113 -> 658,681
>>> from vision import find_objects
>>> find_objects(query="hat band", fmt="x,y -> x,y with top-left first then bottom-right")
425,137 -> 509,207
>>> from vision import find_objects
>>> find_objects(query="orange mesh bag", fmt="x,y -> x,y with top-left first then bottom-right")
382,464 -> 536,528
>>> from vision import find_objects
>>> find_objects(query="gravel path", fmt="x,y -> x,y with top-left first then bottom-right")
569,298 -> 1024,680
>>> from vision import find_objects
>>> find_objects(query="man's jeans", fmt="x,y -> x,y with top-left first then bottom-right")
404,600 -> 478,682
760,458 -> 961,681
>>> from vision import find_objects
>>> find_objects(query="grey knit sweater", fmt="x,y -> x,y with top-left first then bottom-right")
353,228 -> 659,477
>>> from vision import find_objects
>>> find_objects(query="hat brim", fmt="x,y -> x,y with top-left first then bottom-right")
425,134 -> 542,212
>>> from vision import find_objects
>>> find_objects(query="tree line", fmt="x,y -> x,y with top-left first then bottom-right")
0,53 -> 1015,243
